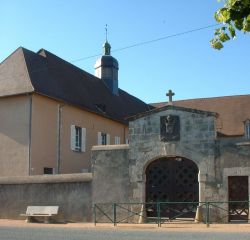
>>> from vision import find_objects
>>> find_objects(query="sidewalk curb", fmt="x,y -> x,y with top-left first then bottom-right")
0,220 -> 250,232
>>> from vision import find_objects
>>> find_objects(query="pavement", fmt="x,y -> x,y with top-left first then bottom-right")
0,219 -> 250,232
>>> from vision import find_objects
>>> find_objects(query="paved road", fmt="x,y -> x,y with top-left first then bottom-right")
0,226 -> 250,240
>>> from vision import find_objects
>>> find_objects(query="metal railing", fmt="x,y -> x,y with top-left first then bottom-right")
93,201 -> 250,227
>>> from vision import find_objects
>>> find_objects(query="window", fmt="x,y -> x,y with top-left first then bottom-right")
125,138 -> 129,144
75,126 -> 82,151
97,132 -> 110,145
245,120 -> 250,140
114,136 -> 120,145
71,125 -> 86,152
44,167 -> 54,174
101,133 -> 107,145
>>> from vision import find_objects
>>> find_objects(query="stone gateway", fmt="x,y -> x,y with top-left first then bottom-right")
92,104 -> 250,223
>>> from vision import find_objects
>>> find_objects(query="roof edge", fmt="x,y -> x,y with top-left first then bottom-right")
33,92 -> 129,126
127,104 -> 218,121
0,46 -> 24,65
21,48 -> 35,92
151,93 -> 250,107
36,48 -> 100,81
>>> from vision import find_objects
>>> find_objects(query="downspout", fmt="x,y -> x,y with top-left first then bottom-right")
57,104 -> 65,174
28,94 -> 33,175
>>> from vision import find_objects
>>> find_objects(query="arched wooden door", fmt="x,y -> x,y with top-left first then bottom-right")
146,157 -> 199,218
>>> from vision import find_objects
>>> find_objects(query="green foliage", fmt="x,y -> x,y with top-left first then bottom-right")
211,0 -> 250,50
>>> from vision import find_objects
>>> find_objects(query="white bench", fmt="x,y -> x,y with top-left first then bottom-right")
20,206 -> 59,223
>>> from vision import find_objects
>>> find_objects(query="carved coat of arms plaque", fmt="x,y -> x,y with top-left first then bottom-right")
160,115 -> 180,141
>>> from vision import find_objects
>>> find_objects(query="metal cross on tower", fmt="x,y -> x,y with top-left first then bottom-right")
166,89 -> 175,103
105,24 -> 108,42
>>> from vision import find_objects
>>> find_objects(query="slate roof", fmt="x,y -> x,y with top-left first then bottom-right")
0,47 -> 151,124
151,95 -> 250,137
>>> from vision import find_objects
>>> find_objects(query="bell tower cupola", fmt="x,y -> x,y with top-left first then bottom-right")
94,26 -> 119,95
103,41 -> 111,55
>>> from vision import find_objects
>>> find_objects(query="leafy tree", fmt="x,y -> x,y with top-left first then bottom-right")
211,0 -> 250,50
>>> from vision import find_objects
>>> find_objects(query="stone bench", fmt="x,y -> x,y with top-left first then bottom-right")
20,206 -> 59,223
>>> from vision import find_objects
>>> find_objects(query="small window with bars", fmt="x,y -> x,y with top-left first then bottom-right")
44,167 -> 54,175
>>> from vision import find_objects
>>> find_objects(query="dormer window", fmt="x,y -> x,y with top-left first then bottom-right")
245,120 -> 250,140
95,104 -> 106,114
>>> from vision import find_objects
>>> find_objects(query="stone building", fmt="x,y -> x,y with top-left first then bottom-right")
92,93 -> 250,222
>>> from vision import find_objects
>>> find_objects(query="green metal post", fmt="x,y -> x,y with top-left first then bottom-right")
93,204 -> 97,226
113,203 -> 117,226
205,202 -> 210,227
159,202 -> 162,227
157,202 -> 161,227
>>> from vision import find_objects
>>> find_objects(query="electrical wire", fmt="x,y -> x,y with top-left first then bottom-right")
71,23 -> 220,62
0,23 -> 220,80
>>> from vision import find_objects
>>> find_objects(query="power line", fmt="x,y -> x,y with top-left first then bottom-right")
71,23 -> 220,63
0,23 -> 220,80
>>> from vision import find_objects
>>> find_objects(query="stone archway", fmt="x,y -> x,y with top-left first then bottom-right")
145,156 -> 199,218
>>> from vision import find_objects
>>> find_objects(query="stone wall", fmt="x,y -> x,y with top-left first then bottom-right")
214,138 -> 250,203
91,145 -> 131,223
0,173 -> 92,222
92,145 -> 130,204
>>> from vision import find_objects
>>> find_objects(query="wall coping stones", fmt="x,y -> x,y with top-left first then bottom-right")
92,144 -> 129,151
127,104 -> 218,121
236,141 -> 250,146
0,173 -> 92,185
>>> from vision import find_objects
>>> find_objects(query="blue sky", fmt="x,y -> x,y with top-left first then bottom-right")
1,0 -> 250,103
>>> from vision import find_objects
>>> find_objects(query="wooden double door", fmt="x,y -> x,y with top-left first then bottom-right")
146,157 -> 199,218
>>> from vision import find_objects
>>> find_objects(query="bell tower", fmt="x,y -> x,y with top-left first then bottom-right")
94,26 -> 119,95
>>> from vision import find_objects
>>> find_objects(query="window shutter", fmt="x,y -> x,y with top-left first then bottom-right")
81,128 -> 86,152
115,136 -> 120,145
107,134 -> 110,145
70,125 -> 76,150
97,132 -> 102,145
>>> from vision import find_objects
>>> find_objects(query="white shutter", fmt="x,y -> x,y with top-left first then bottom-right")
115,136 -> 120,145
107,134 -> 110,145
97,132 -> 102,145
81,128 -> 86,152
70,125 -> 76,150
